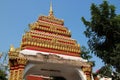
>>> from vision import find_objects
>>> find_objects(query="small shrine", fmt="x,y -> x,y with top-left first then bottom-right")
8,2 -> 92,80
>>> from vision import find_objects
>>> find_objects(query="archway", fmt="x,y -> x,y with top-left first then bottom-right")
23,60 -> 86,80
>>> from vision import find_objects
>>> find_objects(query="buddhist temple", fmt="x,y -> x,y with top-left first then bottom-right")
8,2 -> 92,80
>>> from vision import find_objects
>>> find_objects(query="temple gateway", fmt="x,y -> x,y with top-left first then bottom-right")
8,2 -> 92,80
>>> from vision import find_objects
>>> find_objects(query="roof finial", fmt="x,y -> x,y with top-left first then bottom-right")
50,1 -> 53,12
10,44 -> 15,52
49,0 -> 54,17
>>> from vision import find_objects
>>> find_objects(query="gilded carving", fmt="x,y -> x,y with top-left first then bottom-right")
82,66 -> 92,80
9,70 -> 14,80
18,69 -> 24,80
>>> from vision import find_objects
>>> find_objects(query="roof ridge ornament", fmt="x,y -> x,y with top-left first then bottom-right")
49,0 -> 54,18
10,44 -> 15,52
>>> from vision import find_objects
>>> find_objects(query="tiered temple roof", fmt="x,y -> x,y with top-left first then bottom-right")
20,3 -> 81,57
8,3 -> 92,80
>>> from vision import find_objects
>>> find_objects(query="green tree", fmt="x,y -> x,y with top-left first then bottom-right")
96,65 -> 112,77
81,46 -> 92,61
0,52 -> 8,80
95,65 -> 120,80
0,70 -> 7,80
81,1 -> 120,72
81,46 -> 95,66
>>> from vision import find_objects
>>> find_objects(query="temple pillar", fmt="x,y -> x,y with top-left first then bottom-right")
17,58 -> 27,80
8,45 -> 18,80
9,67 -> 15,80
8,45 -> 27,80
14,62 -> 19,80
9,59 -> 18,80
82,66 -> 92,80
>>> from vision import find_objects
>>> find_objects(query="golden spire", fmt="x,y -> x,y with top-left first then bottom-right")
50,1 -> 53,12
49,1 -> 54,17
10,45 -> 15,52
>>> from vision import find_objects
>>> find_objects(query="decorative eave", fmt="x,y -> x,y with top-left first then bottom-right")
38,15 -> 64,26
23,30 -> 74,44
21,32 -> 81,56
29,21 -> 70,37
29,30 -> 72,41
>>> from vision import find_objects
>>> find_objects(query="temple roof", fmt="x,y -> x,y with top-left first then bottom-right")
20,2 -> 81,57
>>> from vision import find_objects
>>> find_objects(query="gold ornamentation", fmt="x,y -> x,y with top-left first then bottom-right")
9,70 -> 14,80
39,16 -> 64,25
17,58 -> 27,65
10,45 -> 15,52
18,69 -> 24,80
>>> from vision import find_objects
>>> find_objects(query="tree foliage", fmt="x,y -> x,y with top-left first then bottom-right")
81,1 -> 120,72
96,65 -> 112,77
81,46 -> 95,66
81,46 -> 92,61
95,65 -> 120,80
0,70 -> 7,80
0,52 -> 8,80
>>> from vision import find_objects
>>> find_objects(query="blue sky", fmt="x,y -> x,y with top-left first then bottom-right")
0,0 -> 120,72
